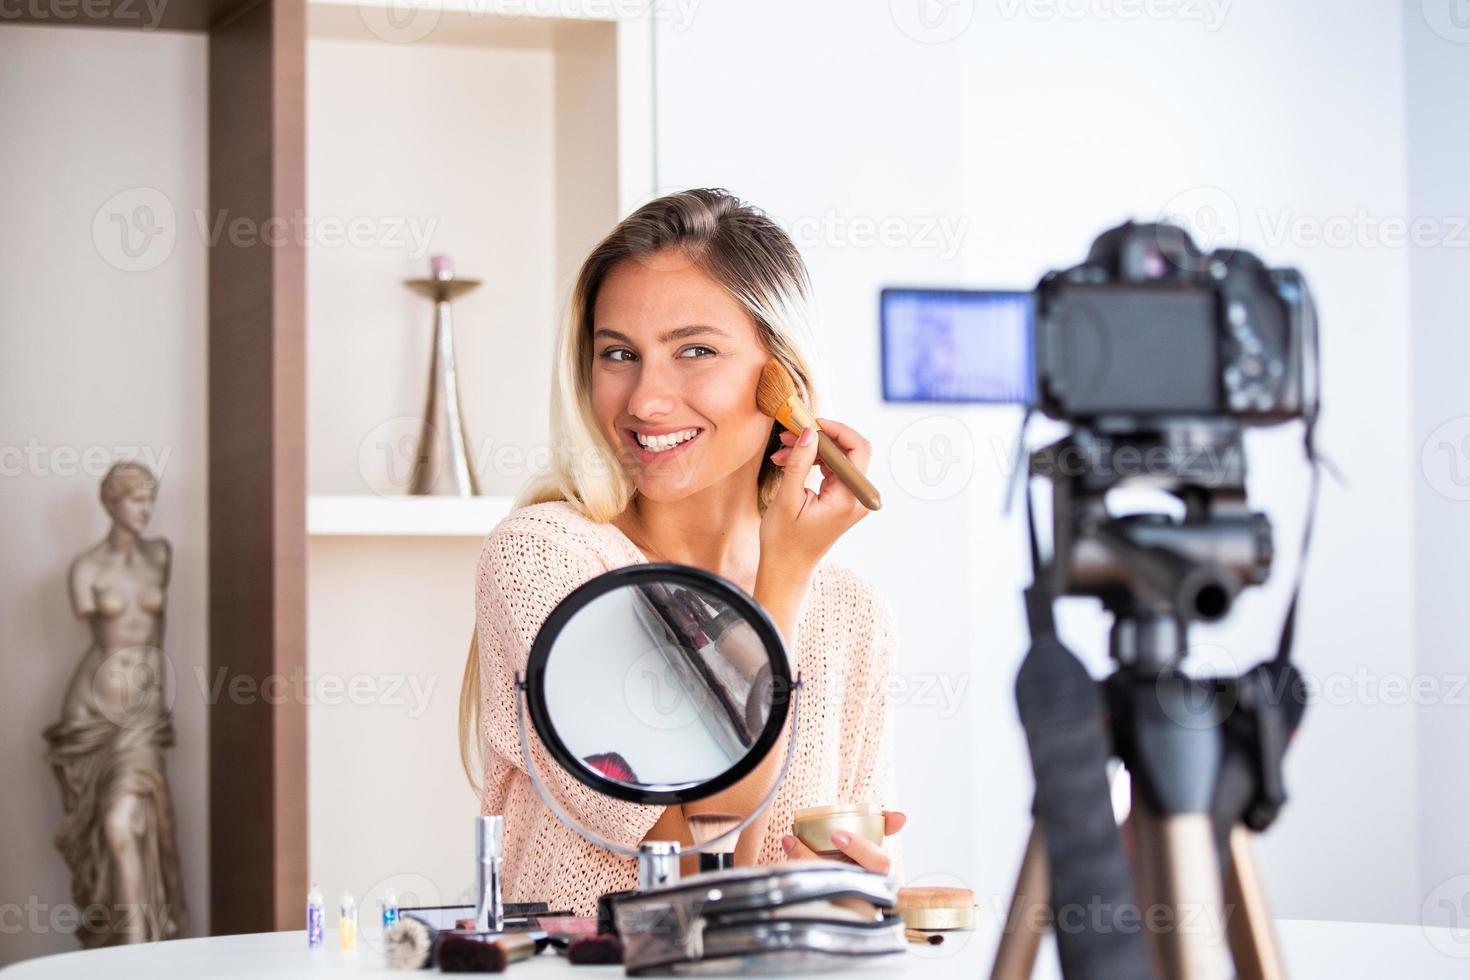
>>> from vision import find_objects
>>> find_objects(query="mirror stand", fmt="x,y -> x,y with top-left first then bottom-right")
513,675 -> 804,891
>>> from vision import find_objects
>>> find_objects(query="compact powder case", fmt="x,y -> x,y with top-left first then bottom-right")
895,886 -> 976,931
792,803 -> 886,859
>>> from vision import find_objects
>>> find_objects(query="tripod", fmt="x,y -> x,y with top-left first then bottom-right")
993,427 -> 1307,980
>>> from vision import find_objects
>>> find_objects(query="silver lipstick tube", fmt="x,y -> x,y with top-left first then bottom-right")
475,815 -> 505,933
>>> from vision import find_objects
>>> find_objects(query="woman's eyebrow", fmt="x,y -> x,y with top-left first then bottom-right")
593,325 -> 730,344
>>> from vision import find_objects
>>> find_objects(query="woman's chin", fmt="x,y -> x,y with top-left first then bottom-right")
631,479 -> 697,503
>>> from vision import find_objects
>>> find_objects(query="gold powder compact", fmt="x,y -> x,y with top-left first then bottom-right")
895,886 -> 976,931
791,803 -> 886,860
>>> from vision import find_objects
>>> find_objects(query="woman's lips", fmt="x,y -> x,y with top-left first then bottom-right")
625,427 -> 704,464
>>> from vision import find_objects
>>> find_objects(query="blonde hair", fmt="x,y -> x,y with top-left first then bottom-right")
458,188 -> 825,790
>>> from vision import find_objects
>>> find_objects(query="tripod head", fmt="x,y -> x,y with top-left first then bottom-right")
1032,421 -> 1273,675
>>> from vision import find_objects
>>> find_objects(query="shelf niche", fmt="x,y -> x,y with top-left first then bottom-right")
306,1 -> 654,499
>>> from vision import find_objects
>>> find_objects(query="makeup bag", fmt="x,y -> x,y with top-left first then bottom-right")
611,860 -> 906,975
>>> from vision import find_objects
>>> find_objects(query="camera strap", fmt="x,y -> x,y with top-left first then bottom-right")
1272,420 -> 1328,665
1015,486 -> 1153,980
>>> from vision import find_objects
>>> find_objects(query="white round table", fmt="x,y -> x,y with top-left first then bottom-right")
2,916 -> 1465,978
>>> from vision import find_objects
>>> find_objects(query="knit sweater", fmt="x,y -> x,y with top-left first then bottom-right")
475,500 -> 901,915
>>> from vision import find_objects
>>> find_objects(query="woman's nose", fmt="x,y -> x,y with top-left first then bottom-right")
627,364 -> 680,419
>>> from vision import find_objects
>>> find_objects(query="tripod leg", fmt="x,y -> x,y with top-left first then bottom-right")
1224,826 -> 1285,980
1150,812 -> 1232,980
1127,782 -> 1165,976
990,824 -> 1049,980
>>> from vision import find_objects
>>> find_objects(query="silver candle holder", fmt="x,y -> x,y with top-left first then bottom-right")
405,254 -> 481,496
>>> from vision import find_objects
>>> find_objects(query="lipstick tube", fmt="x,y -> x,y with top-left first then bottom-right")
475,815 -> 504,933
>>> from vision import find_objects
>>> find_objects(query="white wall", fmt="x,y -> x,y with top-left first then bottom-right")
0,24 -> 209,966
307,537 -> 483,923
1404,2 -> 1470,932
654,0 -> 1421,924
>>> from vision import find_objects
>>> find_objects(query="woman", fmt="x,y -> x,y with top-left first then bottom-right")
458,189 -> 905,915
45,461 -> 188,946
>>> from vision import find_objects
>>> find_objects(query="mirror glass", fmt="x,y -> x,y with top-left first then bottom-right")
529,567 -> 789,801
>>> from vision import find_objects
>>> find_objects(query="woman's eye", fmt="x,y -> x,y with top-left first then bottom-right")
680,345 -> 717,359
600,348 -> 637,363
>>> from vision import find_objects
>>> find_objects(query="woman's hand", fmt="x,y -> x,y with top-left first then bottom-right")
780,810 -> 907,875
759,417 -> 874,581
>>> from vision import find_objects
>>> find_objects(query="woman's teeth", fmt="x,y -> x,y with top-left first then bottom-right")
635,428 -> 700,452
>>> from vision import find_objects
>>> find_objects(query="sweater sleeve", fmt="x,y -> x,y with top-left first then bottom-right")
476,521 -> 665,850
838,578 -> 905,883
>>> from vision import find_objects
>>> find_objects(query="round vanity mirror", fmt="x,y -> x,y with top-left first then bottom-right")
524,563 -> 793,806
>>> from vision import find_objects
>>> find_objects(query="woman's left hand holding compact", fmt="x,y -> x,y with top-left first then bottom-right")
779,810 -> 907,875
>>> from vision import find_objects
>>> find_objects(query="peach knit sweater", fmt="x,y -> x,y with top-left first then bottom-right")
475,500 -> 901,915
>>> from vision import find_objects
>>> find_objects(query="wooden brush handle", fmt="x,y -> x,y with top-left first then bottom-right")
816,431 -> 882,511
775,398 -> 881,511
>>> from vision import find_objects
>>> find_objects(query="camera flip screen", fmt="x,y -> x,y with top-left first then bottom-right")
880,288 -> 1033,404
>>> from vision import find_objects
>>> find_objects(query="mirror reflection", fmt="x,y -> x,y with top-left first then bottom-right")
543,579 -> 778,792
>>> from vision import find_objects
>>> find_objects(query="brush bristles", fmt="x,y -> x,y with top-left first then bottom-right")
384,918 -> 433,971
755,360 -> 799,418
686,812 -> 742,850
436,934 -> 505,973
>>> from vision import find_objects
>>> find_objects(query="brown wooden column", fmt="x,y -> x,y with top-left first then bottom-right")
207,0 -> 307,935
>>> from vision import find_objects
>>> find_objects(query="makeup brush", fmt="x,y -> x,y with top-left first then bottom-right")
436,931 -> 543,973
384,917 -> 436,970
686,811 -> 741,872
566,934 -> 624,965
756,360 -> 882,511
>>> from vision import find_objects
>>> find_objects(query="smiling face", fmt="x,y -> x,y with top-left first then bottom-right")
590,249 -> 775,503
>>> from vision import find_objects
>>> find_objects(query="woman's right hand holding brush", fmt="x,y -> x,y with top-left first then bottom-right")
755,417 -> 874,645
700,418 -> 872,867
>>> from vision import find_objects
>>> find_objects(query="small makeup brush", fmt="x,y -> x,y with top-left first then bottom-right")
686,811 -> 741,872
756,360 -> 882,511
436,931 -> 544,973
